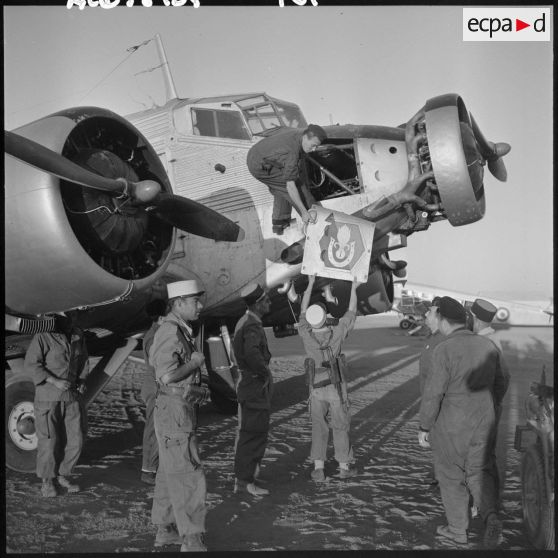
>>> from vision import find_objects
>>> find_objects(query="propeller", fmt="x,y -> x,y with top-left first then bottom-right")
469,114 -> 511,182
5,130 -> 245,242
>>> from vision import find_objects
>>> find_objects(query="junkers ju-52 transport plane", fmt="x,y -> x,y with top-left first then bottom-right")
4,36 -> 510,473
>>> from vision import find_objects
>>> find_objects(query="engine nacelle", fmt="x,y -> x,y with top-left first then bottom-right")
5,107 -> 176,315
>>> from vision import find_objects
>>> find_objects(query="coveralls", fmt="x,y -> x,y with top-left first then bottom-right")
418,331 -> 444,481
232,310 -> 272,484
246,127 -> 314,227
419,329 -> 509,536
24,329 -> 89,480
477,326 -> 510,507
298,309 -> 356,464
140,321 -> 160,475
149,314 -> 206,539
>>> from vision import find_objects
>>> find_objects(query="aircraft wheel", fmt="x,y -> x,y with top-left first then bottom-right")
521,444 -> 554,549
5,380 -> 38,473
399,319 -> 412,330
496,307 -> 510,322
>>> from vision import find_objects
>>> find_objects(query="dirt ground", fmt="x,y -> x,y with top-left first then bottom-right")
5,316 -> 554,553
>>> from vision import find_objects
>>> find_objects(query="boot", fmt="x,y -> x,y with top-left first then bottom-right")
311,468 -> 326,482
339,466 -> 357,479
154,523 -> 181,547
57,476 -> 80,493
180,532 -> 207,552
483,514 -> 503,548
41,479 -> 57,498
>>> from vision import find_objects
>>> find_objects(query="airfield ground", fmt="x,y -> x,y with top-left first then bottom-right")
5,316 -> 554,553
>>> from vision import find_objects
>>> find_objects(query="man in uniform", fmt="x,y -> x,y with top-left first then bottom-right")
149,280 -> 209,552
24,311 -> 89,497
418,296 -> 443,486
139,299 -> 166,485
470,298 -> 510,509
247,124 -> 327,234
418,297 -> 508,548
232,283 -> 273,496
298,274 -> 360,481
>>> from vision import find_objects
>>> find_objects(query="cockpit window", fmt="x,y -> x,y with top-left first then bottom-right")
237,96 -> 307,136
191,108 -> 250,140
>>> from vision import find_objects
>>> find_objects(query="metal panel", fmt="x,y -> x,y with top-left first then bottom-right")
301,206 -> 376,283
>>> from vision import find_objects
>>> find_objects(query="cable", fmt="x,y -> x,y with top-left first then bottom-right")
78,38 -> 153,104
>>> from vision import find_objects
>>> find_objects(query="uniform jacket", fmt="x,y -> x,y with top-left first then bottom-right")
233,311 -> 272,405
298,310 -> 356,385
247,128 -> 304,186
419,329 -> 509,435
140,320 -> 161,400
149,313 -> 200,389
418,331 -> 444,395
25,329 -> 89,402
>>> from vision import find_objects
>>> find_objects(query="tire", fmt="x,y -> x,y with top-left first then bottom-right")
521,444 -> 555,549
5,380 -> 37,473
399,319 -> 412,330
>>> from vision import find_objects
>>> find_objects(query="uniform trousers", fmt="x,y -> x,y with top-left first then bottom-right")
140,384 -> 159,473
34,399 -> 84,479
151,394 -> 206,537
309,384 -> 352,463
432,422 -> 498,535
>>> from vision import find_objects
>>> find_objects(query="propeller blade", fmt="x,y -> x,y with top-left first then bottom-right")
6,130 -> 245,241
469,114 -> 511,182
4,130 -> 161,201
149,193 -> 245,242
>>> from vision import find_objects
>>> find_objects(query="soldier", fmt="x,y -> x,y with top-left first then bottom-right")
470,298 -> 510,509
149,280 -> 209,552
24,311 -> 89,497
418,297 -> 508,548
139,299 -> 166,485
232,283 -> 273,496
247,124 -> 327,234
298,274 -> 360,481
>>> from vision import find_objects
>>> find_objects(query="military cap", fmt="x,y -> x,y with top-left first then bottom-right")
306,303 -> 327,329
471,298 -> 497,323
437,296 -> 467,323
167,280 -> 204,300
241,283 -> 267,306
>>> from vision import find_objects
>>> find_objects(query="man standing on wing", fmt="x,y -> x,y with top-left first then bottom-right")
247,124 -> 327,235
298,274 -> 360,481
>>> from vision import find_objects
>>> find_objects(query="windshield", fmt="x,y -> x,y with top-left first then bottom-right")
238,96 -> 307,136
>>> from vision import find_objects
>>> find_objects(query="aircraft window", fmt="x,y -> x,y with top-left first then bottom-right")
191,108 -> 250,140
243,104 -> 282,135
236,95 -> 267,108
275,103 -> 307,129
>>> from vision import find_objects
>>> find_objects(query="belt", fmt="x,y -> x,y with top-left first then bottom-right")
157,385 -> 184,396
313,379 -> 332,389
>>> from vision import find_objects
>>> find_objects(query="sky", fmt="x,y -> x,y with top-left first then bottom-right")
4,4 -> 554,300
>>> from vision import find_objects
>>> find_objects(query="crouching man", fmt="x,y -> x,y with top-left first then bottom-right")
149,280 -> 209,552
298,275 -> 361,481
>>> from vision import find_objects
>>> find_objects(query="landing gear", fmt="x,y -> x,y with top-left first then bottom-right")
5,380 -> 37,473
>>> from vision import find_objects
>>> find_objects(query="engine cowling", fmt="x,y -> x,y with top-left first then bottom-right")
5,107 -> 176,316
